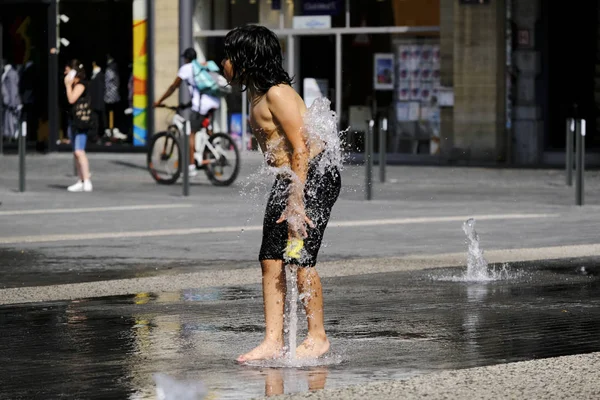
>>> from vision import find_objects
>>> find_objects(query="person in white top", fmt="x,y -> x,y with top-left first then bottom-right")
154,47 -> 220,177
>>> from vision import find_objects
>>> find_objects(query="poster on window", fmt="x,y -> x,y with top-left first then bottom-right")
432,45 -> 441,67
420,62 -> 433,82
374,53 -> 395,91
420,82 -> 433,102
397,80 -> 411,101
420,45 -> 433,64
230,113 -> 244,150
410,80 -> 421,101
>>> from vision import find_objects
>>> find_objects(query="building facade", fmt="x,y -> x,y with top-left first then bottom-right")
2,0 -> 598,165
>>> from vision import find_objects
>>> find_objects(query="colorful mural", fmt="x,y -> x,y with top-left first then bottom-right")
132,0 -> 148,146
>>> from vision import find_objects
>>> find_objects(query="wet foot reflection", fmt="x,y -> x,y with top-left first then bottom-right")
264,367 -> 329,397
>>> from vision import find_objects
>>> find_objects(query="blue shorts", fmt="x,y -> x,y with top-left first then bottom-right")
73,133 -> 87,151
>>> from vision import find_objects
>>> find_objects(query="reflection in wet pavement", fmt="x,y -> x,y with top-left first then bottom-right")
1,264 -> 599,399
0,248 -> 247,289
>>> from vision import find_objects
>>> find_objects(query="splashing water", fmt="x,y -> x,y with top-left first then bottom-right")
286,264 -> 299,361
454,218 -> 517,282
303,97 -> 347,175
462,218 -> 489,280
434,218 -> 519,282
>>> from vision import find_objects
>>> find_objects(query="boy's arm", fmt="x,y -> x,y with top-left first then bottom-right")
267,86 -> 312,237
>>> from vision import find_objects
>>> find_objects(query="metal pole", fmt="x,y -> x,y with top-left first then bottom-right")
576,119 -> 585,206
279,1 -> 284,29
242,89 -> 248,152
335,33 -> 342,127
146,0 -> 156,141
345,0 -> 350,27
19,120 -> 26,192
287,34 -> 295,80
182,120 -> 190,196
365,119 -> 374,200
48,0 -> 59,151
179,0 -> 192,196
379,117 -> 387,183
566,118 -> 574,186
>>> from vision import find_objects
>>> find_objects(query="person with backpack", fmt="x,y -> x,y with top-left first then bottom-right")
65,60 -> 93,192
154,47 -> 230,177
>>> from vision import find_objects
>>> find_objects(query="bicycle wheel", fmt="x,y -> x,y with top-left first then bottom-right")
203,133 -> 241,186
147,130 -> 182,185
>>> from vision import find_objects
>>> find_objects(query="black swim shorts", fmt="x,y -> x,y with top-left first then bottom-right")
259,154 -> 341,267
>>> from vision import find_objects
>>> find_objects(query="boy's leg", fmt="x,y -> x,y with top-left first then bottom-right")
296,266 -> 330,358
237,259 -> 286,362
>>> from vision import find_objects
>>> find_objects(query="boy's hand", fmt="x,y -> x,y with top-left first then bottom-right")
276,202 -> 314,239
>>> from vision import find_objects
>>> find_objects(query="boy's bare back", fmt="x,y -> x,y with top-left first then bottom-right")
250,84 -> 323,168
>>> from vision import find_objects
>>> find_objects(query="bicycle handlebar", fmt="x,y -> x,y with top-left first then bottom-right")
155,103 -> 191,111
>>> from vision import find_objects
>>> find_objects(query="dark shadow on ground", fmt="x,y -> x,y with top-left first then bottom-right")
111,160 -> 148,171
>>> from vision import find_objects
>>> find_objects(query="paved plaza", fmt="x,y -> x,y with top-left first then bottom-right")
0,152 -> 599,399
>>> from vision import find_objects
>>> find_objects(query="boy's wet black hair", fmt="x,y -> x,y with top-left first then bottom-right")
224,24 -> 293,95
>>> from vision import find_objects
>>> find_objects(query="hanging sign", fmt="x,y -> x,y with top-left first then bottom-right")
302,0 -> 342,16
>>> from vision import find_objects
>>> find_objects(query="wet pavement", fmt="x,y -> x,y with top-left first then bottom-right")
1,262 -> 599,399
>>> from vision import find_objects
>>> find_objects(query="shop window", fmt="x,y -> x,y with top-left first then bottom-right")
58,0 -> 134,148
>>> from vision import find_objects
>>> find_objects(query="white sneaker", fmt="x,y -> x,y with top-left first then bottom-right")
67,180 -> 84,192
67,180 -> 93,192
83,180 -> 93,192
112,129 -> 128,140
188,164 -> 198,177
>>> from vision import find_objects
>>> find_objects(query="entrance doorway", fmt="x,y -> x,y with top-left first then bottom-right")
542,0 -> 600,152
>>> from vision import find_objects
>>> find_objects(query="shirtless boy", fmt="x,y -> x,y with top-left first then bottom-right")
222,25 -> 341,363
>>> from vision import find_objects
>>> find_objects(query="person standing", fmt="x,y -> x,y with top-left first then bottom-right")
222,25 -> 341,363
65,60 -> 93,192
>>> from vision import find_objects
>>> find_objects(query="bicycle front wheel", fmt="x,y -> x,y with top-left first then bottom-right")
147,130 -> 182,185
203,133 -> 241,186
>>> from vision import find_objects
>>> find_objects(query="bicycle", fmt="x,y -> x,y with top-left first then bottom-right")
147,105 -> 240,186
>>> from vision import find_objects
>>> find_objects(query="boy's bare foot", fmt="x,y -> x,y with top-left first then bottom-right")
296,335 -> 330,359
237,340 -> 284,363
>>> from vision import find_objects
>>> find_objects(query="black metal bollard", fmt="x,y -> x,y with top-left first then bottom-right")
566,118 -> 574,186
365,119 -> 374,201
379,117 -> 387,183
19,120 -> 26,192
182,120 -> 190,197
575,119 -> 585,206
